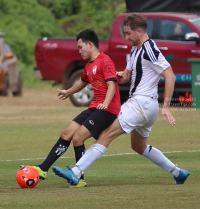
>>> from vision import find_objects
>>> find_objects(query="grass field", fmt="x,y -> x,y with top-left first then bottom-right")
0,89 -> 200,209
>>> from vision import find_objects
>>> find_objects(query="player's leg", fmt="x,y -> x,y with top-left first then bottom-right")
70,108 -> 97,182
71,109 -> 117,184
52,118 -> 124,185
53,125 -> 92,187
35,121 -> 81,177
71,118 -> 125,179
34,108 -> 95,179
53,110 -> 123,184
55,99 -> 136,184
71,125 -> 92,187
72,125 -> 93,168
131,129 -> 189,184
71,109 -> 119,174
131,129 -> 177,171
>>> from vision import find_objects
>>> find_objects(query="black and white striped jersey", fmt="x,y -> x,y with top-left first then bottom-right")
126,39 -> 170,99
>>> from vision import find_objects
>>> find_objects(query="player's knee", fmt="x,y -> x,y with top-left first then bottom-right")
131,143 -> 136,152
131,143 -> 145,155
72,133 -> 83,146
61,129 -> 68,139
97,131 -> 113,146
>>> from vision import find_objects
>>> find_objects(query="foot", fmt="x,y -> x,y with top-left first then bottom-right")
20,165 -> 48,180
174,169 -> 189,184
33,166 -> 48,180
70,179 -> 87,188
52,165 -> 80,185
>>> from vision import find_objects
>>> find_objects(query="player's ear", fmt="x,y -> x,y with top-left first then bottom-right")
136,28 -> 143,36
88,41 -> 94,49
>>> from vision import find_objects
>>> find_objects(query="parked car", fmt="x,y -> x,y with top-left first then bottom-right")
0,33 -> 23,96
34,12 -> 200,106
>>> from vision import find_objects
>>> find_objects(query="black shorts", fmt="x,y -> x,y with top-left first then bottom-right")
73,108 -> 117,139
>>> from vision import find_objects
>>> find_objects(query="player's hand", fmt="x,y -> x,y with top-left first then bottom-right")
57,89 -> 70,100
162,107 -> 176,126
116,71 -> 125,84
97,103 -> 108,110
116,71 -> 124,77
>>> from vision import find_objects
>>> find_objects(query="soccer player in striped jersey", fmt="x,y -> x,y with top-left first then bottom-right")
54,14 -> 189,185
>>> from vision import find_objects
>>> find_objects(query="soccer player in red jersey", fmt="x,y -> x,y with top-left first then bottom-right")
31,29 -> 121,187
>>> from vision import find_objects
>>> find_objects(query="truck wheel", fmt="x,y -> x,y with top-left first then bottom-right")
13,74 -> 23,96
68,70 -> 94,107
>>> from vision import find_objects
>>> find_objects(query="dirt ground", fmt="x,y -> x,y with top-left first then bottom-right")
0,88 -> 74,108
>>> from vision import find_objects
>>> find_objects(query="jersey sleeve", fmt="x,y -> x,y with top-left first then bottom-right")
126,46 -> 137,71
143,40 -> 170,74
102,58 -> 117,82
126,56 -> 132,71
81,66 -> 89,83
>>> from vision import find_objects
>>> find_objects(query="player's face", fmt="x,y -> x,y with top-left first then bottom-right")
174,24 -> 182,35
124,26 -> 140,46
77,39 -> 91,60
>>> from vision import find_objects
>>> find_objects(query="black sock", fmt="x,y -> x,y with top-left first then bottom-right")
74,144 -> 85,180
39,137 -> 71,172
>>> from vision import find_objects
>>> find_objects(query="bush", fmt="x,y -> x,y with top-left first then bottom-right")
62,0 -> 126,38
37,0 -> 81,19
0,0 -> 65,64
0,0 -> 125,88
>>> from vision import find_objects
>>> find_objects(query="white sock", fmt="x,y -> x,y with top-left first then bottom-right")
142,145 -> 180,176
72,166 -> 82,178
72,143 -> 107,178
171,166 -> 181,177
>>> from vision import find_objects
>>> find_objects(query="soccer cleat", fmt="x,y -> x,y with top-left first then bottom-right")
52,165 -> 80,185
32,166 -> 48,180
20,165 -> 47,180
174,169 -> 189,184
70,179 -> 87,188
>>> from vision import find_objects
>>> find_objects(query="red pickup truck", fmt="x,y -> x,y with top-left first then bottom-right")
34,12 -> 200,106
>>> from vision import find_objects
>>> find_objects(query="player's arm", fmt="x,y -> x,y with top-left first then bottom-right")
116,68 -> 131,84
97,80 -> 116,110
160,66 -> 176,126
57,79 -> 88,100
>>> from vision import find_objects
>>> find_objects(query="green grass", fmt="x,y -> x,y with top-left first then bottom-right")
0,102 -> 200,209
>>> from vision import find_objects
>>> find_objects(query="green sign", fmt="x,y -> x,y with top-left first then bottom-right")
188,58 -> 200,108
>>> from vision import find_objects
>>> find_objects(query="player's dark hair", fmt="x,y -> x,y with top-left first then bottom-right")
76,29 -> 99,49
123,13 -> 147,32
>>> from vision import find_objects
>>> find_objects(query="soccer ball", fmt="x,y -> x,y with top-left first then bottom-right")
16,166 -> 39,188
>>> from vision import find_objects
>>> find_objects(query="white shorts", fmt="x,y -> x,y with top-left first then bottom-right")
118,95 -> 159,137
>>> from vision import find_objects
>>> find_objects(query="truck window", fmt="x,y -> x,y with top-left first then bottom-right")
189,18 -> 200,29
146,18 -> 153,38
160,19 -> 194,41
120,18 -> 153,38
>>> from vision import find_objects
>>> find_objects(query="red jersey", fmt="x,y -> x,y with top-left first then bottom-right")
81,53 -> 120,115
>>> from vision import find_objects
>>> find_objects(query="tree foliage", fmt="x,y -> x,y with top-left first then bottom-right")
37,0 -> 81,19
60,0 -> 126,38
0,0 -> 65,64
0,0 -> 125,64
0,0 -> 125,88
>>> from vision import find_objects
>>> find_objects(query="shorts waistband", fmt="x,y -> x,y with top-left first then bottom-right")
130,95 -> 158,100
